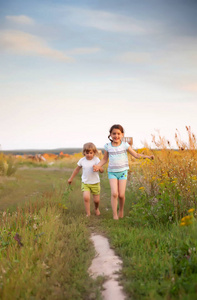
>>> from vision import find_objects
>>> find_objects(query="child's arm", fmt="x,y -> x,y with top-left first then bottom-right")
99,166 -> 104,173
127,146 -> 154,160
68,166 -> 82,184
93,151 -> 109,172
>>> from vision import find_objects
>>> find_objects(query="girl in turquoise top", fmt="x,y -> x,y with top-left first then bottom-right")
93,124 -> 154,220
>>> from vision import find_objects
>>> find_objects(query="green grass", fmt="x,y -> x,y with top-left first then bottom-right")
94,218 -> 197,300
85,177 -> 197,300
0,168 -> 68,212
1,163 -> 197,299
0,166 -> 103,300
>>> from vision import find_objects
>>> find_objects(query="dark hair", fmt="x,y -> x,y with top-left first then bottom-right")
108,124 -> 124,142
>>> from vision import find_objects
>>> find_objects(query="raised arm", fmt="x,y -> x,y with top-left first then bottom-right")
127,146 -> 154,160
93,151 -> 109,172
68,165 -> 82,184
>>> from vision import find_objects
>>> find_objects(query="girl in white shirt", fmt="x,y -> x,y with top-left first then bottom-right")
93,125 -> 154,220
68,143 -> 103,216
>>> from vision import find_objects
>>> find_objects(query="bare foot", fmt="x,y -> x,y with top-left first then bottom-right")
95,209 -> 101,216
118,212 -> 124,218
86,214 -> 90,217
113,215 -> 119,220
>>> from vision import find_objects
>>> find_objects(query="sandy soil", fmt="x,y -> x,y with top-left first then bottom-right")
88,233 -> 126,300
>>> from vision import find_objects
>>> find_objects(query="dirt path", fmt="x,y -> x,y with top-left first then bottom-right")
88,233 -> 126,300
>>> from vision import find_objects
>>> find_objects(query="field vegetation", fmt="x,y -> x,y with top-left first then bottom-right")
0,126 -> 197,299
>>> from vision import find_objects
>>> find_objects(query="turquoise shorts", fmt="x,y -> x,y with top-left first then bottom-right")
108,170 -> 128,180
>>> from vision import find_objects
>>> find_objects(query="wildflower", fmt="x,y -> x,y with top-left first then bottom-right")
139,187 -> 145,190
33,224 -> 37,230
162,172 -> 168,177
42,262 -> 50,269
62,204 -> 67,210
188,208 -> 195,213
180,215 -> 193,226
180,222 -> 186,226
14,233 -> 23,247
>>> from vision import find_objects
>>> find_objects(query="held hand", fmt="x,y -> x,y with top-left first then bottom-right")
93,165 -> 99,172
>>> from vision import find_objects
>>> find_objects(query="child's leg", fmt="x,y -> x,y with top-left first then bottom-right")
109,178 -> 119,219
118,179 -> 127,218
83,191 -> 91,216
93,194 -> 100,216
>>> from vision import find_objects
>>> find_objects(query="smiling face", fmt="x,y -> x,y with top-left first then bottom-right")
110,128 -> 124,145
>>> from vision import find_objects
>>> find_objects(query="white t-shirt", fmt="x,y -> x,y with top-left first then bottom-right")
77,156 -> 100,184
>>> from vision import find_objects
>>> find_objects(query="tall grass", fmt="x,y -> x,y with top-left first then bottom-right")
0,189 -> 102,300
0,154 -> 17,176
128,127 -> 197,224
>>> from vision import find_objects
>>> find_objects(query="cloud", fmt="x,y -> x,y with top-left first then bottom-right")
119,51 -> 152,63
6,15 -> 34,25
65,7 -> 153,34
0,30 -> 74,62
180,83 -> 197,92
68,47 -> 101,55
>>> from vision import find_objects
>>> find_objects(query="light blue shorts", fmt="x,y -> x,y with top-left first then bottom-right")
108,170 -> 128,180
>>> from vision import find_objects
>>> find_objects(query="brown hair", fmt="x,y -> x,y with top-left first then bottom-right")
108,124 -> 124,142
83,142 -> 98,155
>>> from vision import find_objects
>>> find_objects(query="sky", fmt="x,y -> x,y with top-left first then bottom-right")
0,0 -> 197,150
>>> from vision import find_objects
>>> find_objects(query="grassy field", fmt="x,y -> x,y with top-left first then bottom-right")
1,136 -> 197,299
0,166 -> 103,300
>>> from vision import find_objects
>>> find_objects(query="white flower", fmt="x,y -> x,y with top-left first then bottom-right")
33,223 -> 37,230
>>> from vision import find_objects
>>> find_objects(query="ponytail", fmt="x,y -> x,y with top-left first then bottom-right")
108,134 -> 113,142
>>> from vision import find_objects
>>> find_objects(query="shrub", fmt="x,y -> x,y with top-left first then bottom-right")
0,154 -> 17,177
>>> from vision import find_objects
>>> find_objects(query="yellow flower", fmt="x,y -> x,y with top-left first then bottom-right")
180,222 -> 186,226
139,187 -> 145,190
180,214 -> 193,226
188,208 -> 195,213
